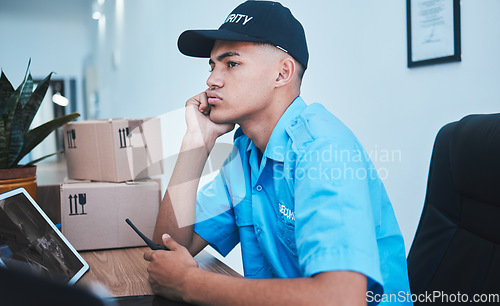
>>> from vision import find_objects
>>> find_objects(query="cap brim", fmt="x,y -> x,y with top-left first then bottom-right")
178,29 -> 266,58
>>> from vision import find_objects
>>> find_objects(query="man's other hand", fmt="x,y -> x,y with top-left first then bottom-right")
144,234 -> 199,302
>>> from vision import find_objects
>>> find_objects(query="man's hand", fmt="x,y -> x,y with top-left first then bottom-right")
144,234 -> 199,302
185,91 -> 234,151
144,234 -> 367,306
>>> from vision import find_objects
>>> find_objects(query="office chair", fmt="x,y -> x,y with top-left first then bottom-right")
407,113 -> 500,305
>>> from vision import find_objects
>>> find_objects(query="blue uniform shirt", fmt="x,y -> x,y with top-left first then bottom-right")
194,97 -> 412,305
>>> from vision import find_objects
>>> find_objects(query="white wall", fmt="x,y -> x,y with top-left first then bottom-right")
0,0 -> 92,116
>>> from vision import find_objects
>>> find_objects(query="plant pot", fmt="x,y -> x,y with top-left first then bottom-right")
0,166 -> 37,201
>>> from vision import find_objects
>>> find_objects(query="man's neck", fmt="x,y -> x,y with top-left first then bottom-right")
240,94 -> 298,153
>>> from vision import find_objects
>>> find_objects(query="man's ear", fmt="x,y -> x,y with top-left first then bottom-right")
275,57 -> 295,87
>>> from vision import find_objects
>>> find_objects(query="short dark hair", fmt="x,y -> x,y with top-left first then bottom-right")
255,42 -> 305,83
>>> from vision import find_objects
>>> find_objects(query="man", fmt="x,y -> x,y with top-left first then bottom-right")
146,1 -> 412,305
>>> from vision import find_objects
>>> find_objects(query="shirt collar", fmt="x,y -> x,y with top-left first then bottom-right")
264,96 -> 306,162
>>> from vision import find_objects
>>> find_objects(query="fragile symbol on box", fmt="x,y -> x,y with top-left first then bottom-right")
66,129 -> 77,149
68,193 -> 87,216
119,127 -> 132,148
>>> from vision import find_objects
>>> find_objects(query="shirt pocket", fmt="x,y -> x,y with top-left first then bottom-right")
233,200 -> 265,277
276,203 -> 299,257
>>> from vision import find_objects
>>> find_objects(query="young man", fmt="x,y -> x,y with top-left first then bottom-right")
146,1 -> 412,305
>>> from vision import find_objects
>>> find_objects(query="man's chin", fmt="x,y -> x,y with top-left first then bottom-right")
210,113 -> 236,125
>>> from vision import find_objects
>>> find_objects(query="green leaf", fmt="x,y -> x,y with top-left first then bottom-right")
3,59 -> 31,118
5,74 -> 35,162
1,60 -> 33,134
19,73 -> 34,108
0,117 -> 8,169
0,71 -> 15,116
7,72 -> 53,166
7,96 -> 25,165
0,71 -> 15,95
10,112 -> 80,167
20,72 -> 53,134
3,81 -> 23,129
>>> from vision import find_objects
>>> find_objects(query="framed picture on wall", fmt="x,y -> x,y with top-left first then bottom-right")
407,0 -> 461,68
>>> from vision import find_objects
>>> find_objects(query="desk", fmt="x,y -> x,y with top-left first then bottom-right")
79,247 -> 241,297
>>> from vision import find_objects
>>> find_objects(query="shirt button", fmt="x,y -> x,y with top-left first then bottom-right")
255,185 -> 263,192
291,119 -> 298,127
255,226 -> 261,235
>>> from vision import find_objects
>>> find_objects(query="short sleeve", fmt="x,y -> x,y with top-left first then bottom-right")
293,138 -> 384,293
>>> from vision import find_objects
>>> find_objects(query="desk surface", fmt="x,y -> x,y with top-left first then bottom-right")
79,247 -> 241,297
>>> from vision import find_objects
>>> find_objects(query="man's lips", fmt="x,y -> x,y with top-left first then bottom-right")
207,93 -> 222,105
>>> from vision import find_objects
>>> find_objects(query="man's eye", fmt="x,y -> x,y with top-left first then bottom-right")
227,61 -> 239,68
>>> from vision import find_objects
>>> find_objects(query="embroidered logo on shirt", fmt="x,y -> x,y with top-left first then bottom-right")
279,203 -> 295,221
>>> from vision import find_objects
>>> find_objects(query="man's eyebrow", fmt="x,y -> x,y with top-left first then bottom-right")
209,51 -> 241,65
217,51 -> 240,62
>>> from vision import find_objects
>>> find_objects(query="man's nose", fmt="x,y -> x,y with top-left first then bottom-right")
206,69 -> 223,88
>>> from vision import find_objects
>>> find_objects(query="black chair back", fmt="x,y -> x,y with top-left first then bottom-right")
407,113 -> 500,305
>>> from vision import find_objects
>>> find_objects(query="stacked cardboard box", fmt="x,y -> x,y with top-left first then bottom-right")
63,118 -> 163,182
60,118 -> 163,250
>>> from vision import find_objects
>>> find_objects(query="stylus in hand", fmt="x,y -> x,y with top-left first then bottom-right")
125,218 -> 169,251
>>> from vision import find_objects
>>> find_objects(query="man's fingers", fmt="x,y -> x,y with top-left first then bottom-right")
185,92 -> 207,108
198,92 -> 210,115
186,92 -> 211,116
200,103 -> 211,116
162,233 -> 182,251
144,250 -> 154,261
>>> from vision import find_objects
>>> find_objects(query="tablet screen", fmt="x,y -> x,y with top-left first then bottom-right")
0,188 -> 89,285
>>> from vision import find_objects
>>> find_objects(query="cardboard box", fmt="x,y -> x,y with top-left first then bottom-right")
63,118 -> 163,182
60,179 -> 160,251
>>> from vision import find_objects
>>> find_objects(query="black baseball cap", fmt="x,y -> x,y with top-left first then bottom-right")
177,1 -> 309,70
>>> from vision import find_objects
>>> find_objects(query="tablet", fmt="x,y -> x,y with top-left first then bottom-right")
0,188 -> 89,285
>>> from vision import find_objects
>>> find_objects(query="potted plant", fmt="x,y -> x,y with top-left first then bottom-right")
0,62 -> 80,200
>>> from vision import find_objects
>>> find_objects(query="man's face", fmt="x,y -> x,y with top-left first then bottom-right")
206,40 -> 281,124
